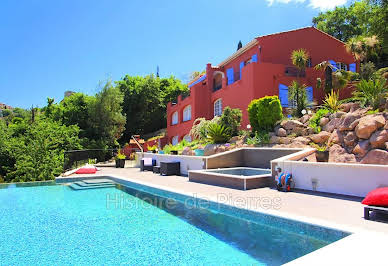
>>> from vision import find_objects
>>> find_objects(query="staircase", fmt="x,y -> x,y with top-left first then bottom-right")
69,179 -> 116,190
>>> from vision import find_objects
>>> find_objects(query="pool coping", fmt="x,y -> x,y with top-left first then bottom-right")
56,174 -> 388,264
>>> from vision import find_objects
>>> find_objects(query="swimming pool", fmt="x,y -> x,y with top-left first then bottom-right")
0,181 -> 349,265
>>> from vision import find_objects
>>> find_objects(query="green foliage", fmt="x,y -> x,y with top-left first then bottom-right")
206,123 -> 231,144
323,90 -> 341,113
248,96 -> 283,132
354,78 -> 388,109
116,75 -> 188,139
190,116 -> 220,141
288,81 -> 309,117
246,132 -> 270,146
360,62 -> 377,80
219,107 -> 242,137
309,108 -> 330,133
291,49 -> 309,73
3,117 -> 81,182
116,150 -> 126,160
147,144 -> 158,151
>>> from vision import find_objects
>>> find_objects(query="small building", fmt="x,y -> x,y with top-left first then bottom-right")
166,27 -> 357,144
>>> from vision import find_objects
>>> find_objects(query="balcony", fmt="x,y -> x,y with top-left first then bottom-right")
285,66 -> 305,77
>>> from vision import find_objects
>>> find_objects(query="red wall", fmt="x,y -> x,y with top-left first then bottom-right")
166,27 -> 358,143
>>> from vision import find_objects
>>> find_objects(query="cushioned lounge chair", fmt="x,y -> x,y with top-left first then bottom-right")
140,158 -> 156,171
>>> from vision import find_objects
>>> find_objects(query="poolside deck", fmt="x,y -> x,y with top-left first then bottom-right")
59,166 -> 388,265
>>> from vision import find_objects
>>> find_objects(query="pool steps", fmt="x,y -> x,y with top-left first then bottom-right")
69,179 -> 116,190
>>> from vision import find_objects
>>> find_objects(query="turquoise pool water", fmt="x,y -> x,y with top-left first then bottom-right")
0,182 -> 348,265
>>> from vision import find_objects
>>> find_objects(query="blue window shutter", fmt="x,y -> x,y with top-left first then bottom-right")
329,60 -> 338,71
252,54 -> 258,63
278,84 -> 289,107
349,63 -> 356,72
227,68 -> 234,85
306,86 -> 313,103
239,62 -> 244,79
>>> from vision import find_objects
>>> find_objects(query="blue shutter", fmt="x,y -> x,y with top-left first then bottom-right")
306,86 -> 313,103
278,84 -> 289,107
349,63 -> 356,72
239,62 -> 244,80
252,54 -> 258,63
329,60 -> 338,71
227,68 -> 234,85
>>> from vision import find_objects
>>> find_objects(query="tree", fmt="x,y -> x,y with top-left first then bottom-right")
290,49 -> 309,115
248,96 -> 283,132
117,75 -> 188,141
219,107 -> 242,137
288,81 -> 308,117
88,81 -> 126,148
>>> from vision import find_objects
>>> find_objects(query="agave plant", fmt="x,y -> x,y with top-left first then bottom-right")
323,90 -> 340,113
206,123 -> 231,144
354,78 -> 388,110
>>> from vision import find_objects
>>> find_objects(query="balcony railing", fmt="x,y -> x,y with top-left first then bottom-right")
285,66 -> 305,77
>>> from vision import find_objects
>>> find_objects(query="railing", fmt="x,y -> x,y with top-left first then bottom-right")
284,66 -> 306,77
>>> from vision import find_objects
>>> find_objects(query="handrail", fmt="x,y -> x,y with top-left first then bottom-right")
131,135 -> 144,158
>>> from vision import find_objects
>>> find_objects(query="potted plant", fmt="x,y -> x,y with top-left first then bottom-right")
147,144 -> 158,153
115,151 -> 126,168
311,143 -> 329,162
170,150 -> 178,155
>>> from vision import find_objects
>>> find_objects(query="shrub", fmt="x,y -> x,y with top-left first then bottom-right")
354,78 -> 387,110
288,81 -> 308,117
206,123 -> 230,144
248,96 -> 282,132
190,116 -> 220,140
246,132 -> 270,146
360,62 -> 376,80
309,108 -> 330,133
323,90 -> 341,112
219,107 -> 242,137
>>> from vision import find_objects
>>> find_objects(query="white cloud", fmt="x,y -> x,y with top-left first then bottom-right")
266,0 -> 348,10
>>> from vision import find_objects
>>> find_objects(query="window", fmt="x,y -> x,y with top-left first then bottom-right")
183,105 -> 191,122
336,62 -> 348,71
214,99 -> 222,117
171,111 -> 178,125
307,57 -> 312,68
183,135 -> 192,142
172,136 -> 179,145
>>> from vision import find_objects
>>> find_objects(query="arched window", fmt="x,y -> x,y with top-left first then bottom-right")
171,111 -> 178,125
214,99 -> 222,117
183,105 -> 191,122
172,136 -> 179,145
183,135 -> 192,142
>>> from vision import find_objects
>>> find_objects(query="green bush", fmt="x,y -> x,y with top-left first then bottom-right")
354,78 -> 388,110
309,108 -> 329,133
206,123 -> 230,144
246,132 -> 270,146
190,116 -> 220,141
248,96 -> 283,132
219,107 -> 242,137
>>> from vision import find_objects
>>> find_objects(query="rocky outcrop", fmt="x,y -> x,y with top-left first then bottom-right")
360,149 -> 388,165
344,131 -> 357,147
310,131 -> 330,144
338,113 -> 360,131
328,144 -> 357,163
293,136 -> 310,145
281,120 -> 304,130
369,130 -> 388,149
328,129 -> 343,145
353,140 -> 370,157
355,115 -> 386,139
319,117 -> 329,127
323,118 -> 341,133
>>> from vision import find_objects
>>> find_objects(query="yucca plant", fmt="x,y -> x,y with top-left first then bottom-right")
323,90 -> 341,113
354,78 -> 388,110
206,123 -> 230,144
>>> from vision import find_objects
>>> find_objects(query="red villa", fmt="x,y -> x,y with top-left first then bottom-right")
167,27 -> 358,145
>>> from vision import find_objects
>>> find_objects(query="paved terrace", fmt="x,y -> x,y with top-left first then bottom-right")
59,165 -> 388,265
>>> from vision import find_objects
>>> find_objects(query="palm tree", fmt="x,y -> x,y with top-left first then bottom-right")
345,35 -> 380,62
288,80 -> 308,117
290,49 -> 309,114
291,49 -> 309,79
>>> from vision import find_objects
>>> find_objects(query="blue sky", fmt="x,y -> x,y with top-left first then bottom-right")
1,0 -> 348,108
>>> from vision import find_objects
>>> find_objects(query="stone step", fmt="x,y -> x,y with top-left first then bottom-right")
74,181 -> 114,187
69,183 -> 115,191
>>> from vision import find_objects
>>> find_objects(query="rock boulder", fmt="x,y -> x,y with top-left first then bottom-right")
361,149 -> 388,165
329,144 -> 357,163
370,129 -> 388,149
310,131 -> 330,144
355,115 -> 386,139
